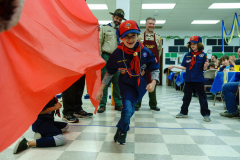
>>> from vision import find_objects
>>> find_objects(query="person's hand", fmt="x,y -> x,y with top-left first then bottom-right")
146,80 -> 156,93
98,25 -> 101,31
204,61 -> 209,68
54,102 -> 62,110
168,66 -> 174,69
229,55 -> 235,65
96,90 -> 103,100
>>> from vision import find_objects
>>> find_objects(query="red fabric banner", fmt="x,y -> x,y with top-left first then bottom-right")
0,0 -> 105,152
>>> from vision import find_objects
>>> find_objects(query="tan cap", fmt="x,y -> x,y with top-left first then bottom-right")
109,9 -> 126,20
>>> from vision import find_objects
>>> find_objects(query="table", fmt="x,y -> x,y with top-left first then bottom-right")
175,72 -> 185,86
167,72 -> 176,82
210,72 -> 240,95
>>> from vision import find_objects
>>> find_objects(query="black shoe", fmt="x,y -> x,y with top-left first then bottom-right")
114,128 -> 120,142
151,107 -> 160,111
135,107 -> 139,111
97,106 -> 106,113
116,130 -> 127,145
13,137 -> 28,154
115,105 -> 123,111
74,110 -> 93,118
62,113 -> 79,123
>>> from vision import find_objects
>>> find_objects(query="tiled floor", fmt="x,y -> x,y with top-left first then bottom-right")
1,86 -> 240,160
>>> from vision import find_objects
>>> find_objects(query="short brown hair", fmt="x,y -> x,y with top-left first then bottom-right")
186,42 -> 204,50
219,55 -> 229,64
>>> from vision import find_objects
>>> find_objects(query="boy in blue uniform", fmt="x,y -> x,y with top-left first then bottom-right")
168,36 -> 211,122
13,97 -> 69,154
219,55 -> 234,72
96,20 -> 160,145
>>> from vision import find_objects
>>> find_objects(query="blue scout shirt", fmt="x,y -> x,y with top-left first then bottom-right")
37,98 -> 56,119
181,51 -> 207,82
106,42 -> 160,102
219,64 -> 234,72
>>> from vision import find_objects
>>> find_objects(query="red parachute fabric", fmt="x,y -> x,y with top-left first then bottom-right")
0,0 -> 105,152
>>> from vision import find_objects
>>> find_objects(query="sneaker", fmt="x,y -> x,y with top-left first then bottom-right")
114,128 -> 120,142
116,130 -> 127,145
13,137 -> 28,154
115,105 -> 123,111
34,132 -> 42,140
219,111 -> 228,116
74,110 -> 93,118
203,115 -> 211,122
62,113 -> 79,123
97,106 -> 106,113
176,113 -> 188,118
219,110 -> 239,118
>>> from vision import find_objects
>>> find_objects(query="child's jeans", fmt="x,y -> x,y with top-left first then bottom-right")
116,99 -> 137,132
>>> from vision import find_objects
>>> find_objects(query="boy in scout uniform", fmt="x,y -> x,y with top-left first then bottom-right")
98,9 -> 125,113
168,36 -> 211,122
135,17 -> 162,111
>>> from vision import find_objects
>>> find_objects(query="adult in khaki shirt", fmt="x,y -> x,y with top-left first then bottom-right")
97,9 -> 126,113
135,17 -> 162,111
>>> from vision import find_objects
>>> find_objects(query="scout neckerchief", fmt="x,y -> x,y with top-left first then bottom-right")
189,50 -> 203,70
107,23 -> 120,44
117,41 -> 144,86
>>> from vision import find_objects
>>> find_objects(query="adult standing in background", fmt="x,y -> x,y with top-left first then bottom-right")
97,9 -> 125,113
62,75 -> 93,123
135,17 -> 162,111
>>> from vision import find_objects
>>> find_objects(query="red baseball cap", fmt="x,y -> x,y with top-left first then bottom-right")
119,20 -> 141,38
188,36 -> 202,43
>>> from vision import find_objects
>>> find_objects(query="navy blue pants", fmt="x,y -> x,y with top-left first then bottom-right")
181,82 -> 210,116
32,118 -> 67,147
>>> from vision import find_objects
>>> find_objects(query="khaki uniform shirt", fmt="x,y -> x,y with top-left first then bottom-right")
99,22 -> 118,54
138,32 -> 163,57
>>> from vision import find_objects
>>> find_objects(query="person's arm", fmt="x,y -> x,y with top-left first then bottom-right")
203,61 -> 209,71
158,37 -> 163,58
146,69 -> 159,92
168,65 -> 186,70
39,102 -> 62,115
96,72 -> 113,100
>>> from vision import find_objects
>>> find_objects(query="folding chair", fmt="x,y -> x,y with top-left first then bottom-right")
204,69 -> 218,94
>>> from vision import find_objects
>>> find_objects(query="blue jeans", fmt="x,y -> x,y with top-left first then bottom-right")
116,99 -> 137,132
222,82 -> 239,113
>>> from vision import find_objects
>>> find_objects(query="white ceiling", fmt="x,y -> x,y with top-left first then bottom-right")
87,0 -> 240,31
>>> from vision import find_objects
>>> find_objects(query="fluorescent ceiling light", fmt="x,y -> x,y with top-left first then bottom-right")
209,3 -> 240,9
99,21 -> 111,24
140,20 -> 166,24
191,20 -> 220,24
142,4 -> 175,9
88,4 -> 108,10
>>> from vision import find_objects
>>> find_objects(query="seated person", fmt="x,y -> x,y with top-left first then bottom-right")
219,55 -> 234,72
220,82 -> 239,117
229,48 -> 240,65
214,60 -> 220,70
13,97 -> 69,154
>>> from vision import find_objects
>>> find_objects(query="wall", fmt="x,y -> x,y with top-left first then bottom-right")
153,29 -> 240,85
